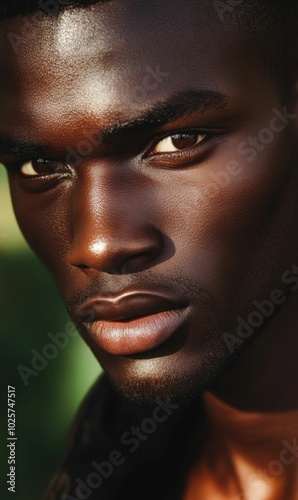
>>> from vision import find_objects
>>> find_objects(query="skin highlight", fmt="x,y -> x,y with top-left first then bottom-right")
0,0 -> 298,410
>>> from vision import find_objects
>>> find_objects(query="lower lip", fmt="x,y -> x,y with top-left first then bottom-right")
87,308 -> 189,355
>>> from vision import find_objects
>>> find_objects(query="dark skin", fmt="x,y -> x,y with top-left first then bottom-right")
1,0 -> 298,410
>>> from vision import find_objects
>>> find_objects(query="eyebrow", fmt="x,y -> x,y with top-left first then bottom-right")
0,137 -> 50,158
104,90 -> 228,138
0,90 -> 228,157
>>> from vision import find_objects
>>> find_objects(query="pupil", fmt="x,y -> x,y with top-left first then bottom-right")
172,133 -> 198,150
32,160 -> 61,174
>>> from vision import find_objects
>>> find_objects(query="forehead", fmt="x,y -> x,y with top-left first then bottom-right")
0,1 -> 270,143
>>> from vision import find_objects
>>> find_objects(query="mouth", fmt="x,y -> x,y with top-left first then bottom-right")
77,291 -> 190,356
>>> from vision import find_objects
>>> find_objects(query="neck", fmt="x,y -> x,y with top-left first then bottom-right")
212,290 -> 298,413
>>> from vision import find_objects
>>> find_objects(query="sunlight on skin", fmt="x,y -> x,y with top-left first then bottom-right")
0,163 -> 101,412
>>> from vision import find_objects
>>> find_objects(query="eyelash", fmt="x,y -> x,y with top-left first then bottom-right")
6,128 -> 217,182
143,129 -> 216,163
9,160 -> 71,178
5,161 -> 72,195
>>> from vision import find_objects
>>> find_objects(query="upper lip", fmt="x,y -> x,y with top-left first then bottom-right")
78,291 -> 188,323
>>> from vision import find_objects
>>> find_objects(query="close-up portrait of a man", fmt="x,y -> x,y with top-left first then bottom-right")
1,0 -> 298,499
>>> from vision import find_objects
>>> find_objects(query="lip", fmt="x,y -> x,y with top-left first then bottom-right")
78,291 -> 190,355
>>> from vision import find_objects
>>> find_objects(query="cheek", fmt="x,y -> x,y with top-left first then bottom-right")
157,135 -> 291,306
8,130 -> 291,309
9,179 -> 73,281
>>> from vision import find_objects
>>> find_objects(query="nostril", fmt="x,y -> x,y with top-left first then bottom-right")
117,251 -> 158,275
76,263 -> 89,270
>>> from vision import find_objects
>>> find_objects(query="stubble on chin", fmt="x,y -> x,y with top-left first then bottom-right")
104,357 -> 228,406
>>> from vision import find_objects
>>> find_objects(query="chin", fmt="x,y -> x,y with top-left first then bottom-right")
103,354 -> 228,406
86,310 -> 242,405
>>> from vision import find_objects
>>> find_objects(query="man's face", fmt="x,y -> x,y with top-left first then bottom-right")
1,1 -> 298,402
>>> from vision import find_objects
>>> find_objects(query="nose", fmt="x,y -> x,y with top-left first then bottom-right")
67,166 -> 163,274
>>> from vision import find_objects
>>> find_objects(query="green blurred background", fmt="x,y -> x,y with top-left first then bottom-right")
0,165 -> 101,499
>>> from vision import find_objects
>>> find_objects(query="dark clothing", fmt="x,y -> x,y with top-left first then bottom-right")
43,375 -> 205,500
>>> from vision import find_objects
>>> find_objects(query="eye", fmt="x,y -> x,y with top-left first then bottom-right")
20,159 -> 70,177
150,132 -> 207,155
